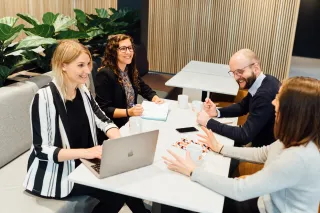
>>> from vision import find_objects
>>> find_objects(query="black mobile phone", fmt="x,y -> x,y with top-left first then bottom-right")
176,127 -> 199,133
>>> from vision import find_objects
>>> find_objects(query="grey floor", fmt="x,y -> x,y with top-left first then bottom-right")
289,56 -> 320,79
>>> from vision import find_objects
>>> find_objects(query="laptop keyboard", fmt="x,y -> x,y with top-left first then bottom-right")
87,158 -> 101,173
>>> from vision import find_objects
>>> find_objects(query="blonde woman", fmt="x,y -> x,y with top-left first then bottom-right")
23,40 -> 148,213
164,77 -> 320,213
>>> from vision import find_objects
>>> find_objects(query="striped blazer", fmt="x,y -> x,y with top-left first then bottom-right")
23,79 -> 117,198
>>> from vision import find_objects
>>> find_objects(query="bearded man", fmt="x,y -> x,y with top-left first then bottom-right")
197,49 -> 280,147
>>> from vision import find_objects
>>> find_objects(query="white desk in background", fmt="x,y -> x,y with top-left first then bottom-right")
69,100 -> 237,213
165,61 -> 238,101
182,60 -> 231,77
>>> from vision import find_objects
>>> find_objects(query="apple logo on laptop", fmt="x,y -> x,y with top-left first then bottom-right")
128,150 -> 134,157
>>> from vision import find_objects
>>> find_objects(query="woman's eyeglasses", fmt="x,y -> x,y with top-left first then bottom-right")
118,46 -> 134,53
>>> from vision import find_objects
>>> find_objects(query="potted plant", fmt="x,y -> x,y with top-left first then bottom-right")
16,12 -> 89,73
0,17 -> 26,87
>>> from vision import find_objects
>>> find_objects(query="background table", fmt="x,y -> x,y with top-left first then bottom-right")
182,60 -> 230,77
69,100 -> 237,213
165,61 -> 239,101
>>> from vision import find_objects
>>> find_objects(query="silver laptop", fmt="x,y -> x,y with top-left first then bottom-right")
80,130 -> 159,179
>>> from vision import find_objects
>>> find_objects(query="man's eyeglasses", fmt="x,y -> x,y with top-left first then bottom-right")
228,63 -> 255,77
118,46 -> 134,53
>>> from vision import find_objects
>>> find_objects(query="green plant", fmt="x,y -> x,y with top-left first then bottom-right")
74,8 -> 140,56
0,17 -> 25,87
17,12 -> 89,40
16,12 -> 90,72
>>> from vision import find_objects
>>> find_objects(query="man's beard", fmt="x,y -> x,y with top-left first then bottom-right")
237,72 -> 257,89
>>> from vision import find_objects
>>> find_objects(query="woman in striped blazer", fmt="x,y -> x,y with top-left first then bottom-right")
23,40 -> 148,213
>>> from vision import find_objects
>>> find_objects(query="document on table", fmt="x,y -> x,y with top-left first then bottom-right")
141,101 -> 169,121
213,117 -> 234,124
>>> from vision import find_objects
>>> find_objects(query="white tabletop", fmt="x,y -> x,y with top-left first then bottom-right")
165,71 -> 238,96
182,60 -> 230,77
69,100 -> 237,213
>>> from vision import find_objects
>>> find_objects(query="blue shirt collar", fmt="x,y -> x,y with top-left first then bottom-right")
248,73 -> 266,96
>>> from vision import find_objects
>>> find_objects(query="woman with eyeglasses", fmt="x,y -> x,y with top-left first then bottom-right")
163,77 -> 320,213
95,34 -> 163,140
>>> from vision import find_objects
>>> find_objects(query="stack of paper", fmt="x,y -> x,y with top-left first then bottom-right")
213,117 -> 234,124
141,101 -> 169,121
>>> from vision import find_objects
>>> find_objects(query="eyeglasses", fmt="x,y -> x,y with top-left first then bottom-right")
228,63 -> 255,77
118,45 -> 134,53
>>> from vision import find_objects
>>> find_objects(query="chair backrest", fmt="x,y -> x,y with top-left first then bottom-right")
235,89 -> 248,126
0,74 -> 52,168
234,89 -> 248,103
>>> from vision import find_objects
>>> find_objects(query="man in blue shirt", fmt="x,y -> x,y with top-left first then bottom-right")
197,49 -> 280,147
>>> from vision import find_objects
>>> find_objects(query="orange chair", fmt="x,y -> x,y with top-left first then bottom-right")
215,89 -> 248,126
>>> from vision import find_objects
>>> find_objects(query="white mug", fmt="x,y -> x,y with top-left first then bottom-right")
192,100 -> 203,113
186,143 -> 203,162
178,95 -> 189,109
129,116 -> 142,134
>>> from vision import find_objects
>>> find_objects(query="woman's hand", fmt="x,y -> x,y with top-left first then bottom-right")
152,95 -> 164,104
81,146 -> 103,159
197,126 -> 224,153
162,149 -> 196,177
106,127 -> 121,139
128,104 -> 144,116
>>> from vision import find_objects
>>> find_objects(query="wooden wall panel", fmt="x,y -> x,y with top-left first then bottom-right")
27,0 -> 74,20
147,0 -> 300,81
74,0 -> 118,15
2,0 -> 117,18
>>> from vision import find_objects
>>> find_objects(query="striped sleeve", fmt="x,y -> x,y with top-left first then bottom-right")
83,87 -> 118,133
31,90 -> 61,163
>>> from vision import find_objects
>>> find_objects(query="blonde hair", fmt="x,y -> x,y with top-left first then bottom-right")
51,40 -> 92,99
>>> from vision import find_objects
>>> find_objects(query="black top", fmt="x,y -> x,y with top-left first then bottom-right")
95,67 -> 157,128
65,88 -> 93,167
207,74 -> 281,147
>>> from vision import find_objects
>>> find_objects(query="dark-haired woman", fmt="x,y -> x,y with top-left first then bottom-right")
95,34 -> 163,142
164,77 -> 320,213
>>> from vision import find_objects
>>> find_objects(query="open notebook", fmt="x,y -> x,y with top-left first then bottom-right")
141,101 -> 169,121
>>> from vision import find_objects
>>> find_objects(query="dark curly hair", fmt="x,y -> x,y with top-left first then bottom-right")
100,34 -> 140,92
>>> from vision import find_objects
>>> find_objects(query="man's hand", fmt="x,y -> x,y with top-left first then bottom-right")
203,98 -> 218,117
196,110 -> 211,127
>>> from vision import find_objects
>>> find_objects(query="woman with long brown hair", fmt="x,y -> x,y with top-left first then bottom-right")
95,34 -> 163,136
163,76 -> 320,213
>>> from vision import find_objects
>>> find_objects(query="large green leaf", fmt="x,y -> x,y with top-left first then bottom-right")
0,65 -> 13,87
24,24 -> 55,38
53,14 -> 76,32
17,13 -> 40,26
12,50 -> 38,67
55,29 -> 89,39
3,31 -> 21,48
74,9 -> 87,24
16,36 -> 57,49
87,17 -> 107,29
108,8 -> 117,14
42,12 -> 59,25
96,8 -> 109,18
0,24 -> 24,41
0,17 -> 18,27
87,28 -> 105,38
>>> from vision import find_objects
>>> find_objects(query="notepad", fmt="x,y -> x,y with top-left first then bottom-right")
141,101 -> 169,121
212,117 -> 234,124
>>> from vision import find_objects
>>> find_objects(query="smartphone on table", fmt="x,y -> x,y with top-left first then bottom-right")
175,127 -> 199,133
